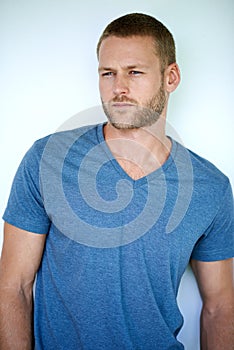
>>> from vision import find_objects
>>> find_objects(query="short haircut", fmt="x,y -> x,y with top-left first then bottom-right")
97,13 -> 176,70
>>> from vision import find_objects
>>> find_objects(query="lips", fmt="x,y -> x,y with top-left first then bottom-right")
112,102 -> 135,107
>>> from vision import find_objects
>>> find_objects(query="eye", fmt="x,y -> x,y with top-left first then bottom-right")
101,71 -> 114,77
129,70 -> 143,76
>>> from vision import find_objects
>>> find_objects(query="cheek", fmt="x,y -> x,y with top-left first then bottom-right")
133,83 -> 155,103
145,79 -> 162,96
99,80 -> 112,100
134,77 -> 158,93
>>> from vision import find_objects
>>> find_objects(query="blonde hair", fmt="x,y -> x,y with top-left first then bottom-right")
97,13 -> 176,70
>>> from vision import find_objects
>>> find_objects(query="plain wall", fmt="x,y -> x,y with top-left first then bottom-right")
1,1 -> 233,349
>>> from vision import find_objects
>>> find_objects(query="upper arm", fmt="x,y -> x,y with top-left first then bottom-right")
0,222 -> 46,292
190,258 -> 234,308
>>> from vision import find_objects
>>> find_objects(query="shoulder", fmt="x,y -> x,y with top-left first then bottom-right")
27,123 -> 101,160
34,123 -> 100,149
174,140 -> 231,193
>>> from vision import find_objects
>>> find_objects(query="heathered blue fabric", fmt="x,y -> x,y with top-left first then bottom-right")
3,123 -> 234,350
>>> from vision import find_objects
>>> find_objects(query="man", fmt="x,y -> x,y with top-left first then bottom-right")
0,13 -> 233,350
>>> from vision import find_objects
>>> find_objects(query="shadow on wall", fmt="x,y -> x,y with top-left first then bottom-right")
177,266 -> 202,350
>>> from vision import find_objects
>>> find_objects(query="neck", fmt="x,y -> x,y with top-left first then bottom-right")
103,119 -> 171,179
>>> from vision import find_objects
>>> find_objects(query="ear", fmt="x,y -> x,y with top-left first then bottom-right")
164,63 -> 181,93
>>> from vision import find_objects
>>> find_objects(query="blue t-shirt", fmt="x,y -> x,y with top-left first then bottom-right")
3,123 -> 234,349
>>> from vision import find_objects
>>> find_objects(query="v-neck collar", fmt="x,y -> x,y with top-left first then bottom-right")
96,123 -> 177,188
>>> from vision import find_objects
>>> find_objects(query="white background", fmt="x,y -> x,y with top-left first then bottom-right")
1,1 -> 233,349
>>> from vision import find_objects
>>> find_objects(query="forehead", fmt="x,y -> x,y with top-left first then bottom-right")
98,35 -> 159,67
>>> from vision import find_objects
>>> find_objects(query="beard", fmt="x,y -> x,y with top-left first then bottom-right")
101,82 -> 167,130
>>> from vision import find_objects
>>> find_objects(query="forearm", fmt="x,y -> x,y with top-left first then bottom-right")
0,287 -> 33,350
200,304 -> 234,350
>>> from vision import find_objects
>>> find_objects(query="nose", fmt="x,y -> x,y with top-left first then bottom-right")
113,74 -> 129,96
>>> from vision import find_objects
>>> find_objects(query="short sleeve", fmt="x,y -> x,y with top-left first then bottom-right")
191,181 -> 234,261
3,140 -> 51,234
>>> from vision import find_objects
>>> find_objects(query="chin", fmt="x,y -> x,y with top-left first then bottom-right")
110,122 -> 140,130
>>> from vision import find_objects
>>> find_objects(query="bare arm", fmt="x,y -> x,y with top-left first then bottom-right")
191,258 -> 234,350
0,222 -> 46,350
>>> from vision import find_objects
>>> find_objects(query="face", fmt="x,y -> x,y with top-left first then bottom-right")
98,35 -> 167,129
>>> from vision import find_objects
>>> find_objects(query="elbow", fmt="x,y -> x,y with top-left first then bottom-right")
0,279 -> 34,305
201,299 -> 234,320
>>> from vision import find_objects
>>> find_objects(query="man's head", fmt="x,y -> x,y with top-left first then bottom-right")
97,13 -> 176,72
97,13 -> 180,130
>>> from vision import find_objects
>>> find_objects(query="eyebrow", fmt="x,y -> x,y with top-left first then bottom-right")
98,67 -> 113,72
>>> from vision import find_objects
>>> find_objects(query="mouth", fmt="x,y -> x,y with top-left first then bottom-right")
112,102 -> 135,107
